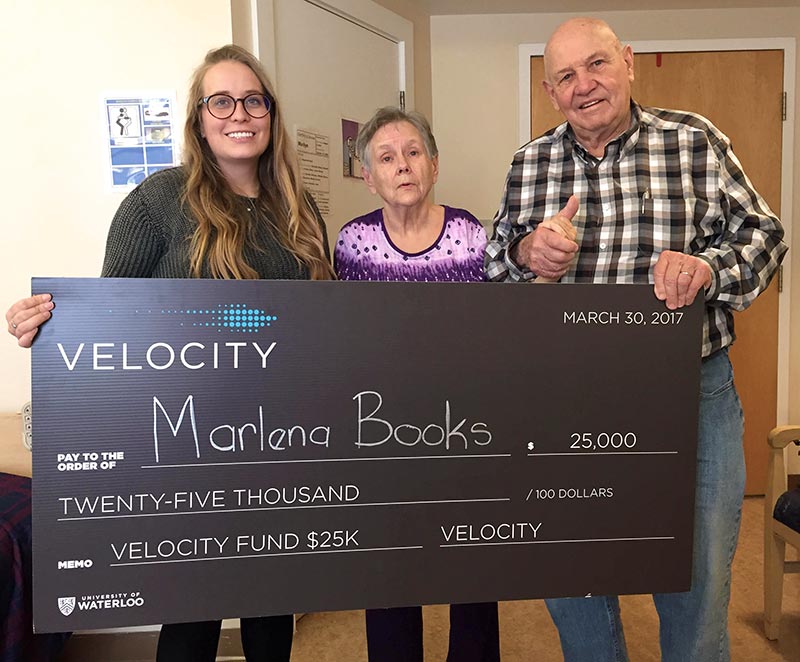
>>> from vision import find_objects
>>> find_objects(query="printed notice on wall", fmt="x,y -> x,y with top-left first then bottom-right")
296,128 -> 331,217
103,92 -> 178,191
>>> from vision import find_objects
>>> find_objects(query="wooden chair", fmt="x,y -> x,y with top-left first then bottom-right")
764,424 -> 800,639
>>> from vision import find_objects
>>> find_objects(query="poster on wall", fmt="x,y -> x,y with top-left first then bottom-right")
103,92 -> 178,191
342,118 -> 362,178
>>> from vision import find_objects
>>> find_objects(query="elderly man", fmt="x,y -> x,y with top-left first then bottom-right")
485,17 -> 787,662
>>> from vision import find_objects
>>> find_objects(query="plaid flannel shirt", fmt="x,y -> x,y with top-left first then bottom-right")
485,103 -> 787,357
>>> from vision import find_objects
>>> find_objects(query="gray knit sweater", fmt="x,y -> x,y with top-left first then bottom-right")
101,167 -> 323,280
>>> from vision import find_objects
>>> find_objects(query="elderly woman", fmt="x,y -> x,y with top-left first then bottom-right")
334,107 -> 486,283
7,44 -> 332,662
334,107 -> 499,662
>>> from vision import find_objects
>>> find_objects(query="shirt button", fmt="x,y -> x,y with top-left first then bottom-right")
603,203 -> 612,213
599,242 -> 607,250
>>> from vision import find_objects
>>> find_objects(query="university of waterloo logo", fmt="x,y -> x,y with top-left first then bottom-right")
58,596 -> 76,616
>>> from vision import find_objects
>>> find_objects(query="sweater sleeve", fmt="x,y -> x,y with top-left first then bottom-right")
101,184 -> 167,278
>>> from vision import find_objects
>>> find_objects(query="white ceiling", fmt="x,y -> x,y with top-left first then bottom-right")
417,0 -> 800,13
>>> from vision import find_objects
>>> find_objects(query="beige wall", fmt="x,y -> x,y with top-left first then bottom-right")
0,1 -> 232,412
431,8 -> 799,425
373,0 -> 433,120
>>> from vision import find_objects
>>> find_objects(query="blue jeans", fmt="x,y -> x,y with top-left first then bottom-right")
545,348 -> 745,662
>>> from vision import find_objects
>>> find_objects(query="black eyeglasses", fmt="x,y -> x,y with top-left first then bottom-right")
199,93 -> 272,119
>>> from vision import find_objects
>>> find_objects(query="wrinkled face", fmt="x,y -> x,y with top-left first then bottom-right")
199,60 -> 271,172
362,121 -> 438,210
543,22 -> 634,147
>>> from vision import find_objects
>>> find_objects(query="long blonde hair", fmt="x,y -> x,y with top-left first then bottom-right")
182,44 -> 334,280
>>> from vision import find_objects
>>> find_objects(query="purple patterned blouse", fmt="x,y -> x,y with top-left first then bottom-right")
334,206 -> 487,282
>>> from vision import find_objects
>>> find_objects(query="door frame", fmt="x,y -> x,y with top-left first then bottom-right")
518,37 -> 795,431
237,0 -> 414,108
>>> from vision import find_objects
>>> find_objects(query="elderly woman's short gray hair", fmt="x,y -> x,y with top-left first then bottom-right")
356,107 -> 439,172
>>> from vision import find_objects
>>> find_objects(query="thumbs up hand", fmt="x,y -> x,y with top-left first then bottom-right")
539,195 -> 578,242
512,196 -> 579,282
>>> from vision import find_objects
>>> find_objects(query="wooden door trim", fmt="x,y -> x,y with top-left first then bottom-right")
518,37 -> 795,428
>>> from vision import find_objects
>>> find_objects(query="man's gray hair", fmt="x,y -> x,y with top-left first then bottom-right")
356,107 -> 438,171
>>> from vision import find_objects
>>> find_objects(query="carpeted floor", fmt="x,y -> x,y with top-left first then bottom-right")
290,496 -> 800,661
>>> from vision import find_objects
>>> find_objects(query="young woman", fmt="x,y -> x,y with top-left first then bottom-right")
6,44 -> 333,662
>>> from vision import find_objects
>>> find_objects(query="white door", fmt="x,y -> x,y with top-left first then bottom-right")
272,0 -> 409,246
